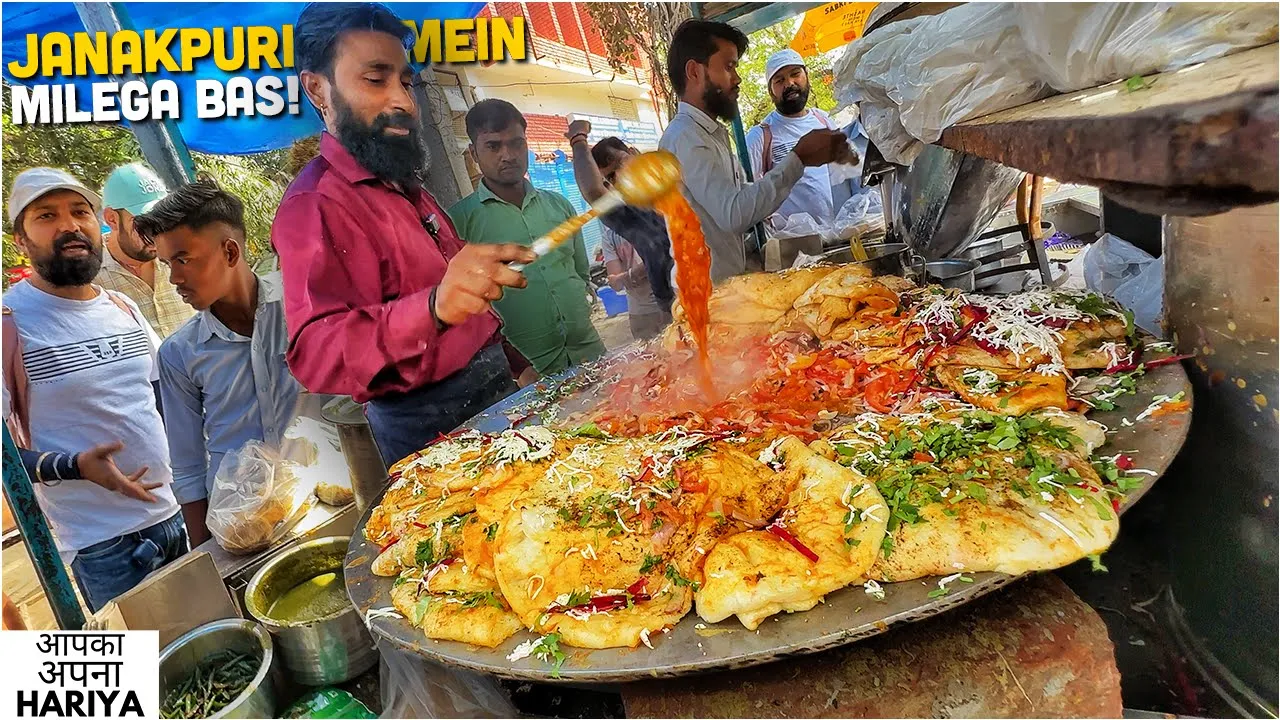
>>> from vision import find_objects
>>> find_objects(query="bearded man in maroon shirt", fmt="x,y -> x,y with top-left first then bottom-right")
272,2 -> 535,467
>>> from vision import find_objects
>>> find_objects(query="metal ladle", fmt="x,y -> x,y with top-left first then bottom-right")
510,150 -> 682,271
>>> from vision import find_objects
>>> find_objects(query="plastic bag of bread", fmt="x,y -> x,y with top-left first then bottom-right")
207,441 -> 316,555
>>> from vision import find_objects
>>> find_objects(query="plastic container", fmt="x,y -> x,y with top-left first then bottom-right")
597,287 -> 629,317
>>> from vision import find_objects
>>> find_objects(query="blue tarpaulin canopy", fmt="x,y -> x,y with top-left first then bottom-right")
2,2 -> 485,154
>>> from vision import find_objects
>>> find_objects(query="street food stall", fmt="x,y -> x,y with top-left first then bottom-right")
336,3 -> 1275,719
1,2 -> 1276,718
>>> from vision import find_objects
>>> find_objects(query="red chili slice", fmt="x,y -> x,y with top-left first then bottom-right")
1141,354 -> 1194,369
626,578 -> 650,600
1111,498 -> 1122,512
378,536 -> 399,553
767,523 -> 819,562
974,338 -> 1002,355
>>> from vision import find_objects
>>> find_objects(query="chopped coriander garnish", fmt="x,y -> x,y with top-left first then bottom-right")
567,422 -> 607,438
639,554 -> 663,574
664,564 -> 701,591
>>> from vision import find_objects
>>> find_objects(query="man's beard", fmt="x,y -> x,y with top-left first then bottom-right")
34,231 -> 102,287
775,85 -> 810,115
117,220 -> 156,262
332,91 -> 429,187
702,83 -> 739,122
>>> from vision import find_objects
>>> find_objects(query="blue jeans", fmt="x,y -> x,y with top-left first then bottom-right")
71,512 -> 189,613
365,344 -> 517,468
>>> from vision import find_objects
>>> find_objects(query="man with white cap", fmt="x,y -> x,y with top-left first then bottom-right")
96,163 -> 194,339
3,167 -> 186,612
746,49 -> 843,229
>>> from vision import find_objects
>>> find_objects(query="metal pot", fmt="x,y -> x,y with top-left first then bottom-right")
875,145 -> 1025,260
819,242 -> 909,275
159,619 -> 278,719
244,536 -> 378,685
320,397 -> 389,514
925,259 -> 980,292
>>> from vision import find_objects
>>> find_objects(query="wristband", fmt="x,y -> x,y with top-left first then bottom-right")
429,286 -> 448,331
568,133 -> 589,146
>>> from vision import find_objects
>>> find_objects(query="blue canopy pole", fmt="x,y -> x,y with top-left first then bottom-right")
2,426 -> 85,630
730,115 -> 768,255
73,1 -> 198,187
691,3 -> 768,258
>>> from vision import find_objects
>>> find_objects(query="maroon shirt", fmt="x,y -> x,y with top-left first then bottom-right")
272,133 -> 503,403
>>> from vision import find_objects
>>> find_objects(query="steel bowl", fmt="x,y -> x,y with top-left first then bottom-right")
820,242 -> 909,276
925,259 -> 980,292
159,619 -> 278,719
245,536 -> 378,685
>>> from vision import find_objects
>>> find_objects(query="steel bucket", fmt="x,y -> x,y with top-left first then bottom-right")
321,397 -> 389,514
159,619 -> 279,719
244,536 -> 378,686
877,145 -> 1024,260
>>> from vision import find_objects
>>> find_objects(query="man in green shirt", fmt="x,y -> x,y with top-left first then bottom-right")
449,99 -> 605,377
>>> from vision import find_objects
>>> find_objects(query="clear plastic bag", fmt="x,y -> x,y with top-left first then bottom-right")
1083,233 -> 1164,337
821,192 -> 885,244
767,212 -> 823,240
379,643 -> 515,719
206,441 -> 317,555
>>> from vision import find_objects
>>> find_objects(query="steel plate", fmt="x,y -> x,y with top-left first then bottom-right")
344,357 -> 1191,683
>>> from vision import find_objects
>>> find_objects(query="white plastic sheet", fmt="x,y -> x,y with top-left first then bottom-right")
835,2 -> 1279,165
1018,3 -> 1280,93
379,643 -> 515,719
1083,233 -> 1165,337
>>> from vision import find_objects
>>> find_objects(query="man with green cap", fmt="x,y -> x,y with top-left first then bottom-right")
96,163 -> 194,338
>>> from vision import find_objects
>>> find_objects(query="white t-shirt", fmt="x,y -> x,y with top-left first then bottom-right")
3,281 -> 178,558
745,108 -> 836,227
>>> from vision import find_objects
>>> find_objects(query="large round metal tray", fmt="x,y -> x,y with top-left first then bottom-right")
344,357 -> 1192,683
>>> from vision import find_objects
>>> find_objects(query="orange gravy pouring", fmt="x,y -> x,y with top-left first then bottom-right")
654,189 -> 715,399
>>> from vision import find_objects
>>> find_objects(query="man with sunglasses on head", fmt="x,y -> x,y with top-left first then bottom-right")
137,179 -> 303,548
95,163 -> 194,339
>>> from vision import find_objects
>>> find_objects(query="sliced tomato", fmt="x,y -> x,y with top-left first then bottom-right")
913,451 -> 935,463
655,499 -> 682,522
678,468 -> 708,493
865,371 -> 911,413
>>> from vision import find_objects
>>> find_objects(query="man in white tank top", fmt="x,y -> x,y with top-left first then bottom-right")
746,49 -> 841,229
3,167 -> 186,613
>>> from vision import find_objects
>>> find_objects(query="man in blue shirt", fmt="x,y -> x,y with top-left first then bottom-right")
136,179 -> 303,547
